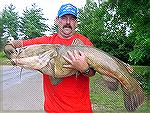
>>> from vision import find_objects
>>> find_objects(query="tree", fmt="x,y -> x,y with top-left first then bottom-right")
78,1 -> 106,46
0,13 -> 4,50
108,0 -> 150,65
2,4 -> 19,40
78,0 -> 132,63
78,0 -> 150,65
50,19 -> 58,34
0,14 -> 3,37
20,3 -> 50,38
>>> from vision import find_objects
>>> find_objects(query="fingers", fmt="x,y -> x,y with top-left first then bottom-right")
62,50 -> 87,71
67,51 -> 76,61
74,50 -> 80,59
67,50 -> 85,60
78,50 -> 85,58
62,56 -> 73,68
62,55 -> 74,69
62,55 -> 72,63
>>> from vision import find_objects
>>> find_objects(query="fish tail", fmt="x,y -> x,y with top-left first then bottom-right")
121,75 -> 144,111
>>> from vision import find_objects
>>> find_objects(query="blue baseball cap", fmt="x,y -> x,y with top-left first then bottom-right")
58,3 -> 77,17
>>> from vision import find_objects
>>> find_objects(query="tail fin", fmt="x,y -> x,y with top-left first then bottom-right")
121,75 -> 144,111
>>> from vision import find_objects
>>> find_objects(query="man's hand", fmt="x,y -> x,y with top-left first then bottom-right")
63,50 -> 89,73
4,44 -> 16,59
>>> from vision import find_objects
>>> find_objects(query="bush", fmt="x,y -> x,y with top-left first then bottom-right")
0,51 -> 6,58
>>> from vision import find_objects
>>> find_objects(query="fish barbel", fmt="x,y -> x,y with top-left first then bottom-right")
9,43 -> 144,111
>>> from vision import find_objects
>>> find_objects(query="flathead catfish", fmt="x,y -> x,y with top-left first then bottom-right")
9,43 -> 144,112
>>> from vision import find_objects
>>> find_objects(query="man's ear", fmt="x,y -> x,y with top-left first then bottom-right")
55,17 -> 59,25
75,21 -> 78,28
72,18 -> 77,29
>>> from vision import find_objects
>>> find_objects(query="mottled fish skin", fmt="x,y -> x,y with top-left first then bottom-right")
9,42 -> 144,112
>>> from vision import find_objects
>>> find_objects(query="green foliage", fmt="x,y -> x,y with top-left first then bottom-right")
78,1 -> 132,63
78,0 -> 150,65
0,14 -> 4,50
129,32 -> 150,65
109,0 -> 150,65
2,4 -> 19,40
0,3 -> 51,44
132,66 -> 150,96
20,3 -> 50,38
78,1 -> 106,46
0,14 -> 3,37
51,21 -> 58,34
0,51 -> 5,58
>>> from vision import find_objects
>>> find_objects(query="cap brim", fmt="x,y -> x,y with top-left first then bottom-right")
59,12 -> 77,17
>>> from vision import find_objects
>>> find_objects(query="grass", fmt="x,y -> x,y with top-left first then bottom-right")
90,73 -> 150,113
0,51 -> 11,65
0,57 -> 11,65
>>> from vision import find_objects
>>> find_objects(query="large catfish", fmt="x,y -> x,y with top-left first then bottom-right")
8,39 -> 144,112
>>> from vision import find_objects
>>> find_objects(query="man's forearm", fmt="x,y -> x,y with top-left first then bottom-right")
8,40 -> 23,48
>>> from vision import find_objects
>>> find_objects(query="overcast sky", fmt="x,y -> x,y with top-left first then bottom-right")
0,0 -> 87,27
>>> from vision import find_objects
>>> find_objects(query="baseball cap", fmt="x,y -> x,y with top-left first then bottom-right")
58,3 -> 77,17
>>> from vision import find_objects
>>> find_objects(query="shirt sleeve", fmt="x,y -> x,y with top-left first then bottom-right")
22,36 -> 51,47
76,34 -> 93,46
84,38 -> 93,46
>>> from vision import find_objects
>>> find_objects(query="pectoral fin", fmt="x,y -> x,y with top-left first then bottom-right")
103,76 -> 119,91
48,57 -> 63,86
71,38 -> 85,46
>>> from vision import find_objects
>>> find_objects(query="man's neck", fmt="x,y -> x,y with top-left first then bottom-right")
58,33 -> 75,39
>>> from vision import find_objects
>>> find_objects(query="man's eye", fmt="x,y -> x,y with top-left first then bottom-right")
61,17 -> 67,20
70,18 -> 76,21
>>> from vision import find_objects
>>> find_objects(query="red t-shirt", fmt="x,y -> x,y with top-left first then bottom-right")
22,33 -> 93,113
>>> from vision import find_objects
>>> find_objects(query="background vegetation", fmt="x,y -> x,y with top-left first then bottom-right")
0,3 -> 50,50
78,0 -> 150,66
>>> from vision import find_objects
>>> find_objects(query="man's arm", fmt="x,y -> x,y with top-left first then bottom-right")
4,36 -> 48,58
4,40 -> 22,58
9,40 -> 23,48
63,50 -> 96,77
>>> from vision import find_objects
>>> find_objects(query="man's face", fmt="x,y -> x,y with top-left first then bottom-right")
56,14 -> 77,38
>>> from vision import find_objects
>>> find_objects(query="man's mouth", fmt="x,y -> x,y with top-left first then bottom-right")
63,25 -> 72,30
64,28 -> 71,30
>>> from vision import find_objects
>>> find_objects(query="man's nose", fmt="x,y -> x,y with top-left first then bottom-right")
66,18 -> 71,24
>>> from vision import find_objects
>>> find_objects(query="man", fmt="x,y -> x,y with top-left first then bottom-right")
4,3 -> 96,113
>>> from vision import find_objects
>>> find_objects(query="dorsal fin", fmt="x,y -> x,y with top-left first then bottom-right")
71,38 -> 85,46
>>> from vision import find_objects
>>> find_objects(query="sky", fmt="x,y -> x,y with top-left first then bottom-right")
0,0 -> 87,27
